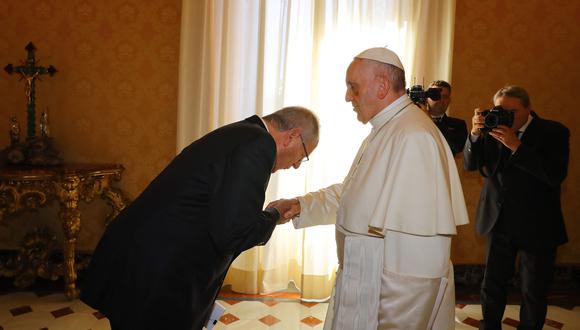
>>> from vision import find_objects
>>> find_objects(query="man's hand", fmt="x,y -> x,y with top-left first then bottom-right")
267,198 -> 301,224
470,108 -> 485,136
489,125 -> 521,151
417,102 -> 429,115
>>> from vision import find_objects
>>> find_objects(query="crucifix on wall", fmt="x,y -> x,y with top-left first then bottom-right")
5,42 -> 57,139
2,42 -> 62,166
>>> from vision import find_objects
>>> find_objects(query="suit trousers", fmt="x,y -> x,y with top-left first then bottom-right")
480,231 -> 556,330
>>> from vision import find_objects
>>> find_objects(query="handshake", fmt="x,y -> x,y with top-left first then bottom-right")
266,198 -> 301,224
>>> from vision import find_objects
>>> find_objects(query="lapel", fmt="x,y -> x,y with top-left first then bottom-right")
438,114 -> 455,131
519,112 -> 541,145
481,130 -> 506,177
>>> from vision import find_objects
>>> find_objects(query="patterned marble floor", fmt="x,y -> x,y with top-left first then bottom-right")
0,291 -> 579,329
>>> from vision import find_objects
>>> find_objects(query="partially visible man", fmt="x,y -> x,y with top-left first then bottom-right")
464,86 -> 569,330
271,48 -> 469,329
81,106 -> 319,330
426,80 -> 468,155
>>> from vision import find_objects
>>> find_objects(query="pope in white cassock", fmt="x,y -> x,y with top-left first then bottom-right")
270,47 -> 469,329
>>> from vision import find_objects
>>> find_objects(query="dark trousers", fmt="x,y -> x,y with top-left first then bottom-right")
479,232 -> 556,330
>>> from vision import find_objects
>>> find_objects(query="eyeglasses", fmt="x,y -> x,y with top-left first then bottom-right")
298,134 -> 309,164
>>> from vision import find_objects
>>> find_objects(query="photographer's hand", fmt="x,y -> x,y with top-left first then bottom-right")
418,102 -> 429,115
471,108 -> 485,136
489,125 -> 521,151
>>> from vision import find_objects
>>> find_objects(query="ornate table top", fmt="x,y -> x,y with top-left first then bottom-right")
0,163 -> 124,179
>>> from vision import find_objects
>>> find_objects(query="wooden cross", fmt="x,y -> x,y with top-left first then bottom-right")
4,42 -> 57,140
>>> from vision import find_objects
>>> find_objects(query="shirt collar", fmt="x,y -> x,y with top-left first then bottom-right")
259,116 -> 270,132
518,114 -> 533,135
369,94 -> 412,130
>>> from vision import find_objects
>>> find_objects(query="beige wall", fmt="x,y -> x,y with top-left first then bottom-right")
0,0 -> 181,250
450,0 -> 580,264
1,0 -> 578,264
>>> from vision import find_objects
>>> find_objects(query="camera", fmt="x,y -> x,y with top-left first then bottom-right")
480,106 -> 515,132
406,85 -> 441,105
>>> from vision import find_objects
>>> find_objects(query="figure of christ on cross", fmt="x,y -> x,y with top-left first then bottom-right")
4,42 -> 57,140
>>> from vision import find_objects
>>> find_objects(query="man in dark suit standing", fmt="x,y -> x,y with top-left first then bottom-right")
427,80 -> 468,155
464,86 -> 569,330
81,106 -> 319,330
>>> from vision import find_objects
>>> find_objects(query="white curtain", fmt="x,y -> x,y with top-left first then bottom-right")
178,0 -> 456,300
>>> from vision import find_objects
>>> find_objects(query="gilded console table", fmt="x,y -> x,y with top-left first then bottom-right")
0,163 -> 128,299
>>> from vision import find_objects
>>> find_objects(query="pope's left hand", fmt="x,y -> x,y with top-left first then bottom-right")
489,125 -> 521,151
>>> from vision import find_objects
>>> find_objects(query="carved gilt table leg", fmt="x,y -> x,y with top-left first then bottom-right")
102,186 -> 128,224
56,176 -> 81,299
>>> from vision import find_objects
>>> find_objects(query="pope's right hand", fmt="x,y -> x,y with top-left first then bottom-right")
267,198 -> 301,224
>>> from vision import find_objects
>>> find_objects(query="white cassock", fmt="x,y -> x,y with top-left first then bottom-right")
293,95 -> 469,330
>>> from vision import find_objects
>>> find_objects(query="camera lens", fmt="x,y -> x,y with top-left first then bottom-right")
484,113 -> 499,128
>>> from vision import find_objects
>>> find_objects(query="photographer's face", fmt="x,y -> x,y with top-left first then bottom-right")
427,86 -> 450,116
494,96 -> 530,131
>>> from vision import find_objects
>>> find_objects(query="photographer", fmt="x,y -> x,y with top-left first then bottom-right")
426,80 -> 468,155
463,85 -> 569,330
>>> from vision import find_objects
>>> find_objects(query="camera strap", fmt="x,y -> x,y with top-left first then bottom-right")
478,138 -> 508,178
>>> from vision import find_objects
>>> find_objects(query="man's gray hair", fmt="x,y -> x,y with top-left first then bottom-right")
493,85 -> 531,108
372,62 -> 406,93
263,106 -> 320,143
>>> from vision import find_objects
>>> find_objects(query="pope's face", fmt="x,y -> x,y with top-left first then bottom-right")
345,59 -> 380,124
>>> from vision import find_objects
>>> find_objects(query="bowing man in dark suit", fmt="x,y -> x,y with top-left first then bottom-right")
81,106 -> 320,330
464,86 -> 569,330
427,80 -> 468,155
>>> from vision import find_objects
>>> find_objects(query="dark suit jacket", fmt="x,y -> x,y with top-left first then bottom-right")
463,112 -> 569,251
81,115 -> 279,330
434,114 -> 468,155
